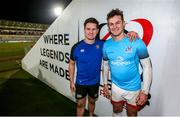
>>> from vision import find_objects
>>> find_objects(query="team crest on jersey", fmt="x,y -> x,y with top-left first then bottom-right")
125,46 -> 132,53
80,49 -> 85,52
96,45 -> 99,49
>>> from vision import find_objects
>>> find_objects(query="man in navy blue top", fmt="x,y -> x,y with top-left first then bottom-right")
69,17 -> 103,116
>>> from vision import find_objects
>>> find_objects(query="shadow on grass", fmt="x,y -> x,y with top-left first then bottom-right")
0,69 -> 78,116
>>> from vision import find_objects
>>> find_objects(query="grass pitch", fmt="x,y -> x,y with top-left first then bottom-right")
0,69 -> 77,115
0,42 -> 90,116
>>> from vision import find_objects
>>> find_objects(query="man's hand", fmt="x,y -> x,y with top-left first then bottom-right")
136,91 -> 148,106
103,84 -> 110,99
70,81 -> 76,94
127,31 -> 139,41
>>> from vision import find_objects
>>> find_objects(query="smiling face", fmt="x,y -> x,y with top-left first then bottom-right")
84,22 -> 99,40
108,15 -> 125,39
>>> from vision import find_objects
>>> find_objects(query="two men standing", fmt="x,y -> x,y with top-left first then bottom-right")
69,8 -> 152,116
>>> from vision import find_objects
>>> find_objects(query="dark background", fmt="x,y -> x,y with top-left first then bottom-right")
0,0 -> 72,24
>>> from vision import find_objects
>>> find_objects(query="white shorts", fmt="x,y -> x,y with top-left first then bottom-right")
111,83 -> 140,106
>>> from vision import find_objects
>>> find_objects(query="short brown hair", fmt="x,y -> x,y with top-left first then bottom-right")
107,8 -> 124,21
84,17 -> 99,28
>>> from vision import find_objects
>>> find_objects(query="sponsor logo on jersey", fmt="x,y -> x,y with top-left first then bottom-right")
111,56 -> 130,66
80,49 -> 85,52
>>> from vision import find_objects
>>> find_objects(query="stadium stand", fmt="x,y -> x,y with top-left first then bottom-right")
0,20 -> 49,42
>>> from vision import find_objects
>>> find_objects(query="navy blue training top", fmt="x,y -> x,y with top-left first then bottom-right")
70,39 -> 104,85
